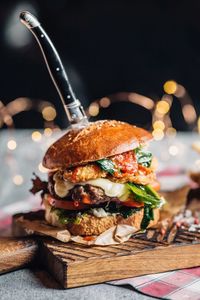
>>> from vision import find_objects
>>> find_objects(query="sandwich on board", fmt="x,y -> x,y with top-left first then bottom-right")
31,120 -> 164,239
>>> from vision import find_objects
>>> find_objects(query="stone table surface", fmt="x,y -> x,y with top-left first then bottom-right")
1,129 -> 200,300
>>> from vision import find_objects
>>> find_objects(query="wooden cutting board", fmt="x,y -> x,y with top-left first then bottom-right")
12,211 -> 200,288
39,228 -> 200,288
0,237 -> 38,274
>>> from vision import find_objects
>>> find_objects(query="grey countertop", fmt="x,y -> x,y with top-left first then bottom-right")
0,269 -> 157,300
1,129 -> 200,299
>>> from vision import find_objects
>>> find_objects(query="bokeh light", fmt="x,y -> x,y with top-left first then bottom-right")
31,131 -> 42,142
174,84 -> 186,98
163,80 -> 177,95
153,120 -> 165,130
169,145 -> 179,156
128,93 -> 154,109
3,114 -> 13,126
156,100 -> 170,115
197,117 -> 200,133
42,106 -> 57,121
182,104 -> 197,123
44,127 -> 53,137
152,129 -> 164,140
88,102 -> 99,116
166,127 -> 177,137
7,139 -> 17,150
13,174 -> 24,185
99,97 -> 111,108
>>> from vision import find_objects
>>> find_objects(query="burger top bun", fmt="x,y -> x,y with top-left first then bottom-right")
43,120 -> 152,170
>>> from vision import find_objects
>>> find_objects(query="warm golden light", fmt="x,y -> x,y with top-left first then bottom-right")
152,129 -> 164,141
192,141 -> 200,153
32,131 -> 42,142
156,100 -> 170,115
128,93 -> 154,110
42,106 -> 57,121
3,114 -> 13,126
53,127 -> 61,133
44,128 -> 53,137
153,120 -> 165,130
99,97 -> 111,108
38,162 -> 48,173
197,117 -> 200,133
163,80 -> 177,94
174,85 -> 186,98
182,104 -> 197,123
88,102 -> 99,116
13,175 -> 24,185
7,139 -> 17,150
6,98 -> 32,115
166,127 -> 177,137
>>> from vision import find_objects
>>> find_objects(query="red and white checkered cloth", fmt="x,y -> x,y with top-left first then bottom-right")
111,268 -> 200,299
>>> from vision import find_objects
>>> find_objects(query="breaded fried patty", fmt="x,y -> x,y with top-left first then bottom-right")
62,163 -> 155,185
44,197 -> 160,236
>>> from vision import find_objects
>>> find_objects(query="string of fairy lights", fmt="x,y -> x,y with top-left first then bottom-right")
1,80 -> 200,186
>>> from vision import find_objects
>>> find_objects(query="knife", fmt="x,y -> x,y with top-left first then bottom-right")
19,11 -> 88,128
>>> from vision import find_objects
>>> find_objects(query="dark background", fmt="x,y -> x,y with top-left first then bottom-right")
1,0 -> 200,129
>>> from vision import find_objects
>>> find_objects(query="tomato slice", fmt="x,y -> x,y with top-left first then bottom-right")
112,151 -> 138,174
122,200 -> 144,208
47,195 -> 87,210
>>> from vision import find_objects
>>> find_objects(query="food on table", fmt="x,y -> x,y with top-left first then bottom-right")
30,120 -> 164,238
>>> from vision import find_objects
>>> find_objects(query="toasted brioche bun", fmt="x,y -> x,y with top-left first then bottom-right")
43,120 -> 152,170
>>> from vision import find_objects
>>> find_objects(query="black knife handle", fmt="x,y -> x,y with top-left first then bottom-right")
20,11 -> 88,126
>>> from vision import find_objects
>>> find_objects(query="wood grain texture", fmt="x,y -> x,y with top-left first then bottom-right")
39,228 -> 200,288
0,237 -> 38,274
12,212 -> 200,288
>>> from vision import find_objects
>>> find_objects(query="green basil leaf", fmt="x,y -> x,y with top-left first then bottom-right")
127,183 -> 161,207
144,185 -> 160,199
96,159 -> 115,174
141,205 -> 154,230
135,147 -> 152,167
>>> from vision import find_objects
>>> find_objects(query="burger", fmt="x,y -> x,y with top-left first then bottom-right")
31,120 -> 164,237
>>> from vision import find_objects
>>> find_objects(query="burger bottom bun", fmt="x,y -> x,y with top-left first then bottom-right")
67,208 -> 159,236
44,197 -> 160,236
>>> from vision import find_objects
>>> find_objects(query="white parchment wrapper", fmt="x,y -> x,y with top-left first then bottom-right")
14,216 -> 138,245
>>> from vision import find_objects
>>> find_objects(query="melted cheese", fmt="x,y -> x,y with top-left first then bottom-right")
53,174 -> 130,201
86,178 -> 128,198
54,173 -> 74,198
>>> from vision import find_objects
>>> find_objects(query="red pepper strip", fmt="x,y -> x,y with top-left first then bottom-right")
47,195 -> 87,210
